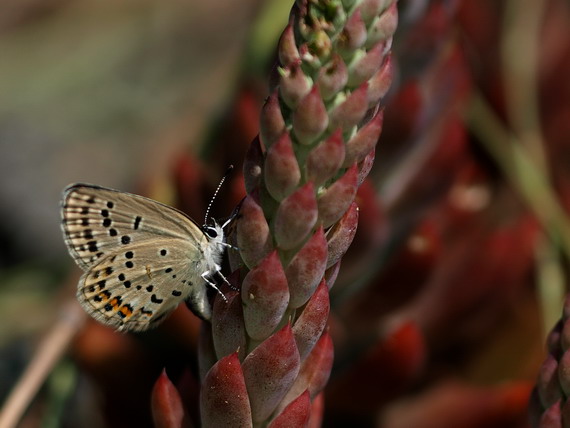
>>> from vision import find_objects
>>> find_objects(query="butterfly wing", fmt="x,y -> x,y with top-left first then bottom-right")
62,184 -> 212,331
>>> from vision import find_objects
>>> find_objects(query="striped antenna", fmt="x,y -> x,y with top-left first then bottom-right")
204,165 -> 234,226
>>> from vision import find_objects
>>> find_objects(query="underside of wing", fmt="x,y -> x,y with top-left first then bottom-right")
61,184 -> 205,270
76,239 -> 208,331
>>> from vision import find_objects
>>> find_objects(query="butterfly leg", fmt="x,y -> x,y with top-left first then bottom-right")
201,271 -> 228,303
215,269 -> 239,291
219,242 -> 239,251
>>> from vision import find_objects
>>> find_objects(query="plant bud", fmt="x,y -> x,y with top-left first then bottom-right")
318,164 -> 358,227
280,63 -> 312,109
317,54 -> 348,101
306,129 -> 345,188
265,132 -> 301,201
292,86 -> 329,145
242,324 -> 301,423
366,2 -> 398,48
367,55 -> 394,106
292,280 -> 330,360
329,82 -> 369,132
274,182 -> 318,250
326,202 -> 359,268
260,91 -> 286,149
242,251 -> 290,341
268,390 -> 310,428
344,110 -> 383,166
201,353 -> 252,427
347,41 -> 385,88
278,25 -> 301,67
237,194 -> 273,269
286,227 -> 328,308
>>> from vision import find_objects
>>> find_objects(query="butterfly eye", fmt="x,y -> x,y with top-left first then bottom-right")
204,227 -> 218,239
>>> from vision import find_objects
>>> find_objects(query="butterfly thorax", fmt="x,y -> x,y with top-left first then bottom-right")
202,223 -> 225,271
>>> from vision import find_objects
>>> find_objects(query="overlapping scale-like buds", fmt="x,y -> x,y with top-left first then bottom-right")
200,0 -> 397,425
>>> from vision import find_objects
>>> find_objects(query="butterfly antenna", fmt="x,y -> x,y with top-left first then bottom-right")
204,165 -> 234,225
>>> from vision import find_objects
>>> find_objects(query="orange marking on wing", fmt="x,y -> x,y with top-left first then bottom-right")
120,305 -> 133,317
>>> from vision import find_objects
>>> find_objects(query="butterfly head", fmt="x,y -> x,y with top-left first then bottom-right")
202,222 -> 225,247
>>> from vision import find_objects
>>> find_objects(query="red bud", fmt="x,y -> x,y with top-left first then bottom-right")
268,390 -> 311,428
278,25 -> 301,67
306,129 -> 345,188
201,353 -> 252,427
237,195 -> 273,269
326,202 -> 359,268
280,63 -> 311,109
317,54 -> 348,101
338,9 -> 367,53
366,2 -> 398,48
347,41 -> 385,88
292,86 -> 329,145
292,280 -> 330,360
151,370 -> 187,428
318,164 -> 358,227
243,324 -> 301,423
212,291 -> 247,361
260,91 -> 286,148
265,132 -> 301,201
286,227 -> 328,308
344,110 -> 383,167
242,251 -> 290,340
329,83 -> 369,132
368,55 -> 394,106
274,182 -> 318,250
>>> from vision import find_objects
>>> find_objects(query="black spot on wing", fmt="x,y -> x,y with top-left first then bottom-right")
151,294 -> 163,304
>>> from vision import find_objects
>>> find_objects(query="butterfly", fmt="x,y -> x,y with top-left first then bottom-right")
61,183 -> 230,332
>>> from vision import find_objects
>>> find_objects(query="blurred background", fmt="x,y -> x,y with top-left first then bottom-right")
0,0 -> 272,336
1,0 -> 570,426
